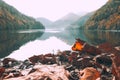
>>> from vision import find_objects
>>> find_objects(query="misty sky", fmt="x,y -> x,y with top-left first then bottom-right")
4,0 -> 108,21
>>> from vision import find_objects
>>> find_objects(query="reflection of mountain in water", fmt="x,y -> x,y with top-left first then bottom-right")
39,29 -> 120,47
0,31 -> 44,58
39,29 -> 87,45
2,29 -> 120,59
84,30 -> 120,46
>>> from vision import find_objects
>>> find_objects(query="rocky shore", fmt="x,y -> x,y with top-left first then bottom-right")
0,39 -> 120,80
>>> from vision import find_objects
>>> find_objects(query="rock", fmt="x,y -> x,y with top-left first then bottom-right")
29,54 -> 57,65
29,55 -> 42,64
72,57 -> 93,69
69,69 -> 80,80
94,54 -> 112,67
58,52 -> 69,65
19,60 -> 34,70
2,58 -> 19,68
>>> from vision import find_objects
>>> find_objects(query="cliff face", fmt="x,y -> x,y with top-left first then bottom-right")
84,0 -> 120,30
0,0 -> 44,30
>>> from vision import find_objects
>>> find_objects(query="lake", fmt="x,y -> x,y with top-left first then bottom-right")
0,29 -> 120,60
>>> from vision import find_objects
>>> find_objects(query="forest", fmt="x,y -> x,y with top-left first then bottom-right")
0,0 -> 44,30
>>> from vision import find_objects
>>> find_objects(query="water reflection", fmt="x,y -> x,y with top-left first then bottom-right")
1,29 -> 120,60
0,30 -> 44,58
8,36 -> 71,60
84,30 -> 120,46
39,29 -> 120,46
39,29 -> 87,45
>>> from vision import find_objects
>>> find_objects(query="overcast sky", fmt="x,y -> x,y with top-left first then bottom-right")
3,0 -> 108,21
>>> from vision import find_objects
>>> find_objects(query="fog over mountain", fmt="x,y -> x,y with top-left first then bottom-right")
36,13 -> 81,29
67,12 -> 94,29
36,17 -> 53,27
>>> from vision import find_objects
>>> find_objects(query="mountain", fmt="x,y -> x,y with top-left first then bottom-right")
76,11 -> 88,16
67,12 -> 94,29
84,0 -> 120,30
0,0 -> 44,30
48,13 -> 79,29
36,17 -> 53,27
60,13 -> 79,21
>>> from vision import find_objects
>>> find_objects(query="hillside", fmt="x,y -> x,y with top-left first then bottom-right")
67,12 -> 94,29
36,17 -> 53,28
0,0 -> 44,30
48,13 -> 79,29
84,0 -> 120,30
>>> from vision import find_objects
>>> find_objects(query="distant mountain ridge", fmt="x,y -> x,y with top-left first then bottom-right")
0,0 -> 44,30
84,0 -> 120,30
67,12 -> 94,29
60,13 -> 79,21
36,17 -> 52,27
48,13 -> 80,29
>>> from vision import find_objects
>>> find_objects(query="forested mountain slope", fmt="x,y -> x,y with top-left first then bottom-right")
84,0 -> 120,30
0,0 -> 44,30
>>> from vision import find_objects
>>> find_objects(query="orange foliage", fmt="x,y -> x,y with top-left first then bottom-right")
72,39 -> 102,55
72,42 -> 83,51
105,13 -> 120,29
80,67 -> 100,80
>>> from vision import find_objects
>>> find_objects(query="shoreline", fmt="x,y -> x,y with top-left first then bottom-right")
0,45 -> 120,80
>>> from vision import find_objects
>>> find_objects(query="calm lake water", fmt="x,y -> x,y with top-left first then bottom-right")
0,29 -> 120,60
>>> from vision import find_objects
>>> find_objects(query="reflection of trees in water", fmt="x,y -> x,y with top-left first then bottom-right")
62,29 -> 87,45
0,31 -> 44,58
84,30 -> 120,46
39,29 -> 87,45
39,29 -> 106,46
